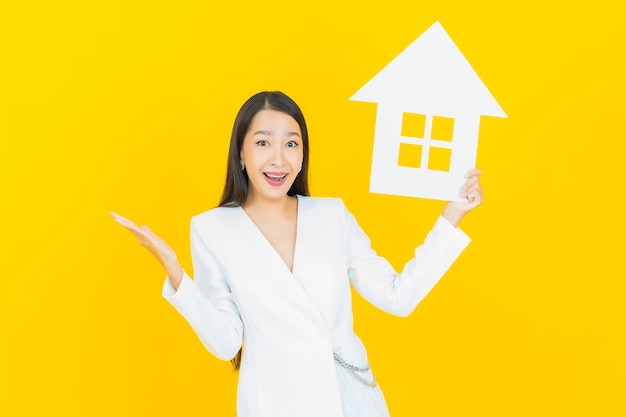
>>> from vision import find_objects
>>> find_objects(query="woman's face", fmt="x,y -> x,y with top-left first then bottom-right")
240,109 -> 303,204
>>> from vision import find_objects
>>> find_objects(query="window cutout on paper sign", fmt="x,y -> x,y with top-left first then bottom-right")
427,147 -> 451,172
398,143 -> 422,168
430,115 -> 454,142
401,112 -> 426,138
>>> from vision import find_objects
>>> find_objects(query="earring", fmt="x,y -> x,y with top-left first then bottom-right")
240,160 -> 245,171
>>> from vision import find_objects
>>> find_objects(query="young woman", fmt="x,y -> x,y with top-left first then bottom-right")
111,91 -> 482,417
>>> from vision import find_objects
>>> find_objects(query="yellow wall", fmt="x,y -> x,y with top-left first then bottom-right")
2,1 -> 625,415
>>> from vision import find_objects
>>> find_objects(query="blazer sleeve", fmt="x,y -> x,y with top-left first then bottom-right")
340,199 -> 471,317
162,216 -> 243,360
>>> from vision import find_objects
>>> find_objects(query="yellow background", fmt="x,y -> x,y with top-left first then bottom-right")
2,1 -> 625,415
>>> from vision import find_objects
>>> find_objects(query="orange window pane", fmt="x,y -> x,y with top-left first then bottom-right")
398,143 -> 422,168
401,112 -> 426,138
431,115 -> 454,141
427,147 -> 451,172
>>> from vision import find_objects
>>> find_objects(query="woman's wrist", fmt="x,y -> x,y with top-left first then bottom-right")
162,260 -> 184,289
441,203 -> 464,227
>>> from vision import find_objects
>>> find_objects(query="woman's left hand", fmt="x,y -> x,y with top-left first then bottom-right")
441,168 -> 483,227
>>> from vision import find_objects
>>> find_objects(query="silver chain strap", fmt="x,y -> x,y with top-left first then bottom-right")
333,352 -> 377,387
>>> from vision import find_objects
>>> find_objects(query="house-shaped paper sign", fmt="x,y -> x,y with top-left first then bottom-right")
350,21 -> 507,201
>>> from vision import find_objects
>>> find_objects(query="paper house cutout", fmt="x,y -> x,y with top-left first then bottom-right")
350,21 -> 507,201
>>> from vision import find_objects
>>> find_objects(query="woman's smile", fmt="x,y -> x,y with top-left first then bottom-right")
264,172 -> 289,186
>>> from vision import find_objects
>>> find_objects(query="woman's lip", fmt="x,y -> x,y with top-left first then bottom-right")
263,172 -> 288,186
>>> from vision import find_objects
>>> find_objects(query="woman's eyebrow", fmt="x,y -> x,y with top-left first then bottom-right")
252,130 -> 300,137
253,130 -> 272,136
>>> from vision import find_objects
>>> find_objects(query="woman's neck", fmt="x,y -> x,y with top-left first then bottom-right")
242,194 -> 297,217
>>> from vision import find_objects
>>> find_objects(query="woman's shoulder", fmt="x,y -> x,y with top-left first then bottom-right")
297,195 -> 347,214
191,205 -> 241,226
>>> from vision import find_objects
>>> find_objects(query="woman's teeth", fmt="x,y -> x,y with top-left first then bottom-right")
264,173 -> 287,180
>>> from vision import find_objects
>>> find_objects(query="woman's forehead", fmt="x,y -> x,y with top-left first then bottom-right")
249,110 -> 301,135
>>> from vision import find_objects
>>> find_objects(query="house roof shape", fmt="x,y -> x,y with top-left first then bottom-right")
350,21 -> 507,118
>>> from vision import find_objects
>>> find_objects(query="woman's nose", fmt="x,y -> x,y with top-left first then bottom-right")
271,148 -> 285,167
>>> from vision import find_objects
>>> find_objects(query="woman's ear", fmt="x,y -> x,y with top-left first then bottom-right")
239,150 -> 245,171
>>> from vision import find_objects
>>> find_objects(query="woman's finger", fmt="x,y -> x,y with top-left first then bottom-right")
466,181 -> 482,194
467,185 -> 483,204
465,168 -> 482,178
469,189 -> 482,203
110,212 -> 155,242
459,177 -> 478,194
110,212 -> 139,230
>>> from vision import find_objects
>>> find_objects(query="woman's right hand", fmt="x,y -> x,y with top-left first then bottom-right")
110,212 -> 184,289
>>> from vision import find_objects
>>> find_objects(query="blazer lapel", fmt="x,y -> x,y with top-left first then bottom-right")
234,198 -> 333,331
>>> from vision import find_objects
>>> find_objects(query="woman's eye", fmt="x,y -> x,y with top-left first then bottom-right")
256,140 -> 269,146
286,141 -> 298,148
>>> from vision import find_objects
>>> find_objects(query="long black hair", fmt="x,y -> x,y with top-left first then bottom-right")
219,91 -> 310,207
218,91 -> 311,370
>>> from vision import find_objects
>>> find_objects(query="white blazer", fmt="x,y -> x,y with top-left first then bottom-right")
163,196 -> 471,417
